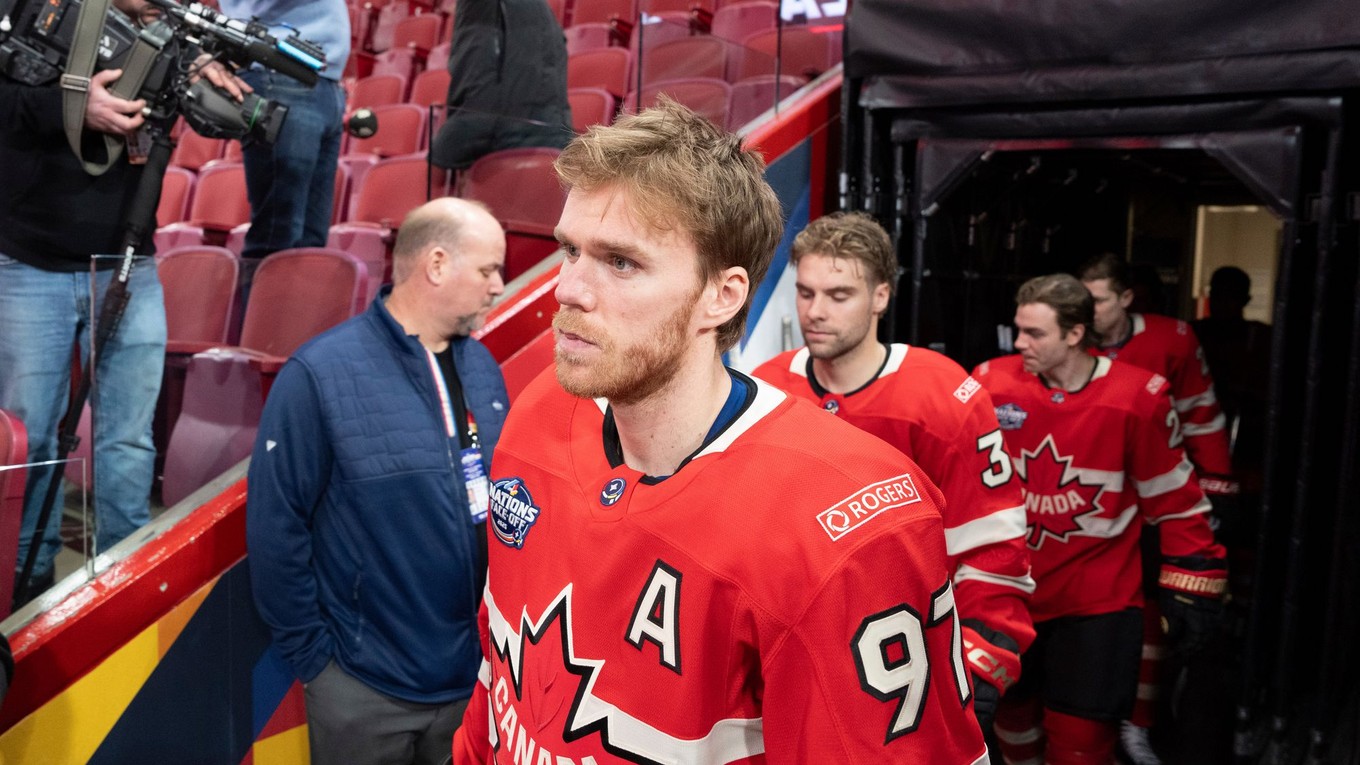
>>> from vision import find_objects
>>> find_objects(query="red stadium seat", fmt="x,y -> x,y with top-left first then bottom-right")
426,40 -> 453,71
710,0 -> 775,43
409,67 -> 452,108
459,147 -> 565,281
344,103 -> 429,158
638,35 -> 727,86
726,73 -> 806,129
330,153 -> 446,302
350,73 -> 409,110
565,22 -> 618,55
156,166 -> 196,227
567,48 -> 633,99
630,11 -> 696,57
0,408 -> 29,617
626,77 -> 731,128
393,12 -> 442,52
570,0 -> 634,26
155,161 -> 251,248
368,1 -> 412,52
170,128 -> 225,172
567,87 -> 618,132
163,248 -> 367,507
152,245 -> 241,486
731,26 -> 836,81
639,0 -> 713,14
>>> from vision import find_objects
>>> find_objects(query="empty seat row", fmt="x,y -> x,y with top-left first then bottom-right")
567,26 -> 837,97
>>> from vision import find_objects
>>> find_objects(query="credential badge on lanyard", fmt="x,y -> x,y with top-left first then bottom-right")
427,349 -> 491,523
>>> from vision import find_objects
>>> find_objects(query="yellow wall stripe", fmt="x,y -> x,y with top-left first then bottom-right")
0,623 -> 160,763
253,724 -> 310,765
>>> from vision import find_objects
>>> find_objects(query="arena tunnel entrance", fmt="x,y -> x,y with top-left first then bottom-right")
840,0 -> 1360,760
893,131 -> 1303,370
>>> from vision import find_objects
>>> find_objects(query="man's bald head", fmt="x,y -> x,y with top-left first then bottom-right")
391,198 -> 500,284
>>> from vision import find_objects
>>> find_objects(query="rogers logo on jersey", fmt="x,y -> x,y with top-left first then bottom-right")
490,477 -> 541,549
817,474 -> 922,541
953,376 -> 982,403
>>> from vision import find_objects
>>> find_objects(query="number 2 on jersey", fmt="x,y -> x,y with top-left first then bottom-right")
851,581 -> 971,744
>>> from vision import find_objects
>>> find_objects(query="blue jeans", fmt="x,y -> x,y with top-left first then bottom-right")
239,72 -> 346,261
0,255 -> 166,583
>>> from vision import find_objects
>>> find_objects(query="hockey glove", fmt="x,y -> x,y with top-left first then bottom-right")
1199,474 -> 1241,540
961,620 -> 1022,729
1158,556 -> 1227,657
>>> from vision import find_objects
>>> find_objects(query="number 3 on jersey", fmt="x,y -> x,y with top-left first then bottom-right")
977,429 -> 1014,488
851,581 -> 971,744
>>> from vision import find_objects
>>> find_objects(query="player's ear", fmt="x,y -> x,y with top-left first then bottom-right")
699,266 -> 749,331
871,280 -> 891,316
1117,287 -> 1135,310
1067,323 -> 1087,348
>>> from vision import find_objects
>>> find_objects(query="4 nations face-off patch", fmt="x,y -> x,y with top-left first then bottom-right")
490,477 -> 542,549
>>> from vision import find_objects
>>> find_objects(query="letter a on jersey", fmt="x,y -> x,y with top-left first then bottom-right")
626,560 -> 683,674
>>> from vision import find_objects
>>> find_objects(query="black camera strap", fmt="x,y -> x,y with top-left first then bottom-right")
60,0 -> 162,175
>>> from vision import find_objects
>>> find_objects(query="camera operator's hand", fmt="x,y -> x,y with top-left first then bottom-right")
85,69 -> 147,137
192,55 -> 253,102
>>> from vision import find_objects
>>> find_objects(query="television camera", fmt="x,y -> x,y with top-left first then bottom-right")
0,0 -> 325,145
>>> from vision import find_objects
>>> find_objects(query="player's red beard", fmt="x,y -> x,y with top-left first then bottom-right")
552,298 -> 695,406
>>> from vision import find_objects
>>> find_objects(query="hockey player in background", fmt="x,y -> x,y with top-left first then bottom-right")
973,274 -> 1225,765
452,101 -> 991,764
1079,253 -> 1237,764
753,212 -> 1035,734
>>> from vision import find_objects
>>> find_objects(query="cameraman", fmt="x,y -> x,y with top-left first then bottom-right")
219,0 -> 348,284
0,0 -> 245,603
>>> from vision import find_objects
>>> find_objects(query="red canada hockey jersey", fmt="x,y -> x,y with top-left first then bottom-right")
754,345 -> 1034,659
454,369 -> 990,765
1090,313 -> 1233,478
972,355 -> 1223,623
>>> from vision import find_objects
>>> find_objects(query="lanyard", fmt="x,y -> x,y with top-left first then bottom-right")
425,348 -> 480,448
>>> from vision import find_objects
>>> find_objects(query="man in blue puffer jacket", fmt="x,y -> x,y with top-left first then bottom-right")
248,198 -> 509,764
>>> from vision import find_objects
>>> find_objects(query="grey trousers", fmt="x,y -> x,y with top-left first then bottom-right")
305,661 -> 470,765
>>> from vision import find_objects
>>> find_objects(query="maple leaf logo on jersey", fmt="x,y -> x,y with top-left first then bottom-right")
483,586 -> 764,764
1014,435 -> 1111,550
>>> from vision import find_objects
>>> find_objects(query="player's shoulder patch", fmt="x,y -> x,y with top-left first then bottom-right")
953,375 -> 982,404
995,402 -> 1028,430
816,473 -> 923,541
975,360 -> 991,377
1145,373 -> 1169,396
1176,320 -> 1189,335
490,476 -> 542,549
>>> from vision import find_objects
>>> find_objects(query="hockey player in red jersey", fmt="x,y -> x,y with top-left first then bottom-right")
973,274 -> 1225,765
451,101 -> 991,765
1079,253 -> 1237,763
1079,253 -> 1236,493
752,212 -> 1034,732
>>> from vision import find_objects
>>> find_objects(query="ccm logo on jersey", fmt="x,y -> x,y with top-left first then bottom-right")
953,376 -> 982,403
818,474 -> 921,541
490,477 -> 542,549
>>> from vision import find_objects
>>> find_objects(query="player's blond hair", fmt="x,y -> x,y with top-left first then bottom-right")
1016,273 -> 1101,348
792,211 -> 897,294
554,98 -> 785,352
